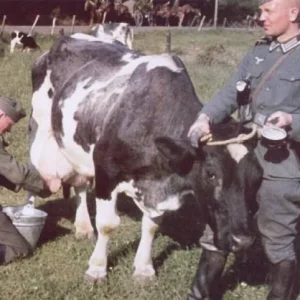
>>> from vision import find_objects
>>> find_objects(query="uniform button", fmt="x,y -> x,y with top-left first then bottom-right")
291,76 -> 295,81
259,105 -> 265,109
276,48 -> 280,52
266,87 -> 270,91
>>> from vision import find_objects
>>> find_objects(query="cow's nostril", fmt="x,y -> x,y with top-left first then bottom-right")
231,234 -> 255,252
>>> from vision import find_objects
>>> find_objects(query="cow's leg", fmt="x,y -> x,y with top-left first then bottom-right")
62,183 -> 72,200
84,196 -> 119,283
187,249 -> 228,300
133,214 -> 162,282
10,40 -> 17,53
74,185 -> 94,240
84,195 -> 120,283
84,177 -> 142,283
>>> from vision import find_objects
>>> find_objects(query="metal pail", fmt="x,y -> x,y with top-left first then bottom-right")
2,205 -> 48,250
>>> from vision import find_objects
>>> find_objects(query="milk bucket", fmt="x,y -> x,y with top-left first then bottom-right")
2,205 -> 48,250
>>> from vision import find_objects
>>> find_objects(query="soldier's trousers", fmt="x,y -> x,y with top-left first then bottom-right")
199,179 -> 300,265
257,179 -> 300,264
0,211 -> 31,264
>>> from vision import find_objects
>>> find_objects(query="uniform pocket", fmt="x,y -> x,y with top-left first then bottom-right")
279,71 -> 300,82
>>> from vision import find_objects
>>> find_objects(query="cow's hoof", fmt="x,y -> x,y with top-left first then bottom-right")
133,266 -> 156,284
132,273 -> 156,285
84,267 -> 107,284
84,273 -> 106,284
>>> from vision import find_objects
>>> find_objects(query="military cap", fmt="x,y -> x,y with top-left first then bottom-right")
0,96 -> 26,123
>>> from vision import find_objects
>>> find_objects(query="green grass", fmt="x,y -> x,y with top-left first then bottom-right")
0,28 -> 281,300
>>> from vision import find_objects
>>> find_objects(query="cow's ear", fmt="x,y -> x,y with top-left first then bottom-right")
155,137 -> 196,175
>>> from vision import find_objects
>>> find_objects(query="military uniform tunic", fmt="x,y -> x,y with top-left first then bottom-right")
199,35 -> 300,263
0,135 -> 50,264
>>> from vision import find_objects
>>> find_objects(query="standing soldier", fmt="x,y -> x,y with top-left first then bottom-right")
188,0 -> 300,299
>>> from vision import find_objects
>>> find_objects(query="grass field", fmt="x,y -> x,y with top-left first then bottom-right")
0,28 -> 283,300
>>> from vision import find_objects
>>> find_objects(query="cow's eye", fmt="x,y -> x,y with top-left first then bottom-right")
207,170 -> 216,179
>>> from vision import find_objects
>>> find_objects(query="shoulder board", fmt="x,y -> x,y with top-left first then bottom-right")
255,36 -> 272,46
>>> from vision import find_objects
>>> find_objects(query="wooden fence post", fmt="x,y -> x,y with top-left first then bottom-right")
0,15 -> 6,36
165,30 -> 171,53
197,15 -> 206,32
222,17 -> 227,27
190,14 -> 199,27
51,17 -> 56,36
71,15 -> 76,34
59,28 -> 65,37
29,15 -> 40,36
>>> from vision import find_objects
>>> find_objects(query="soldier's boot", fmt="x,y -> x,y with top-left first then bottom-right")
187,249 -> 228,300
267,260 -> 298,300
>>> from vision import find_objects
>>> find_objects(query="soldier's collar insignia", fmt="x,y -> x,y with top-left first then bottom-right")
269,33 -> 300,53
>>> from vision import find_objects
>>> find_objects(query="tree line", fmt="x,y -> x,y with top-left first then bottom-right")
0,0 -> 259,25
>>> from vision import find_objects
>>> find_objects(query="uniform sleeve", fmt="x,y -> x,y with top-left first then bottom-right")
200,50 -> 252,124
0,140 -> 51,197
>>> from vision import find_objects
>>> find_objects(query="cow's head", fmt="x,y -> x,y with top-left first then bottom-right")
155,136 -> 262,253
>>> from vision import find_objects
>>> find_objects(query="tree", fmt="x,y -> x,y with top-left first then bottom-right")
218,0 -> 259,23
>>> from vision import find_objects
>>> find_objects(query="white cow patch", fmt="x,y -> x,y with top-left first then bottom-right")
121,54 -> 182,73
30,70 -> 54,167
60,78 -> 96,177
31,69 -> 84,191
226,143 -> 249,163
90,23 -> 133,49
71,32 -> 115,44
10,31 -> 22,53
121,52 -> 136,63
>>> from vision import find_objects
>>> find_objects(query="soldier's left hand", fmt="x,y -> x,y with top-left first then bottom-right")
266,111 -> 292,128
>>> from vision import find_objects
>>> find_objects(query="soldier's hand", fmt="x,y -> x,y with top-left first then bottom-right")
266,111 -> 292,128
188,114 -> 212,148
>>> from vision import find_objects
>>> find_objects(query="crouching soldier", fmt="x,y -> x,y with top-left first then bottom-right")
0,96 -> 51,265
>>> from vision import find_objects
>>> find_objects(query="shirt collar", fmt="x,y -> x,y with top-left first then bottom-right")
269,33 -> 300,53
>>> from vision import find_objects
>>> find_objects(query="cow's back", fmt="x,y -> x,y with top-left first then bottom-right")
49,38 -> 202,175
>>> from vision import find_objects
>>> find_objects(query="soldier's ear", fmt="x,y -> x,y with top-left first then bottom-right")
289,7 -> 299,22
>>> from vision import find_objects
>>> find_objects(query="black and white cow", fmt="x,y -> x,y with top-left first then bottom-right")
10,31 -> 40,53
28,32 -> 135,239
30,36 -> 262,284
90,22 -> 133,49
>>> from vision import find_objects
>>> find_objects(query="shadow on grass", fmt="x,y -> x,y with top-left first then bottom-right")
37,191 -> 203,272
37,196 -> 80,246
109,195 -> 204,272
37,191 -> 143,248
